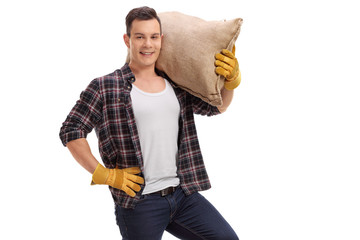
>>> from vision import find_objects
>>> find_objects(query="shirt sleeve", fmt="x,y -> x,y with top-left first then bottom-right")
189,92 -> 221,117
59,79 -> 103,146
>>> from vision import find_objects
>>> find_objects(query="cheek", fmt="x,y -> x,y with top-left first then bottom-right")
130,43 -> 140,54
156,41 -> 162,50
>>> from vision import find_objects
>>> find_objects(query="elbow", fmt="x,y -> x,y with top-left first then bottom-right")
217,106 -> 227,113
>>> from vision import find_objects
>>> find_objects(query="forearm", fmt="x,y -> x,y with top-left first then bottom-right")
66,138 -> 99,174
67,138 -> 144,196
218,87 -> 234,113
215,46 -> 241,113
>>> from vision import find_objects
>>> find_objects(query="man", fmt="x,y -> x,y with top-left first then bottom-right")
60,6 -> 241,240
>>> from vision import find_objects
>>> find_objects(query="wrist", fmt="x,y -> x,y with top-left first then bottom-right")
224,74 -> 241,90
91,164 -> 109,185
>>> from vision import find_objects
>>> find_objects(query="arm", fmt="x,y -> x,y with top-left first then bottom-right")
66,138 -> 99,174
60,79 -> 103,172
60,80 -> 144,197
66,138 -> 144,196
215,46 -> 241,113
218,88 -> 234,113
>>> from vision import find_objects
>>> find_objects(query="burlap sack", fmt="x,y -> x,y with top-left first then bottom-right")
126,11 -> 243,106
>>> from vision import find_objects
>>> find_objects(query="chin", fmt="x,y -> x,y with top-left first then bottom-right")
131,54 -> 160,68
142,59 -> 159,67
140,58 -> 155,65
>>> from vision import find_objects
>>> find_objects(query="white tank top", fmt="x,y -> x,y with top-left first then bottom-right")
130,79 -> 180,194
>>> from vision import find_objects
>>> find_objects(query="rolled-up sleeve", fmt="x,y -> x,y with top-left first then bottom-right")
189,93 -> 221,117
59,79 -> 103,146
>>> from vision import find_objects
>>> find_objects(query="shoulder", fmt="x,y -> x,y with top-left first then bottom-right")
94,64 -> 134,90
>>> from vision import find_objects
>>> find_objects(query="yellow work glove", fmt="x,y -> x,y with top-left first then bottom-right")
215,46 -> 241,90
91,163 -> 144,197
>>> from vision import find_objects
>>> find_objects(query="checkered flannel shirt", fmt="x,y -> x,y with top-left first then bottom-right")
59,63 -> 221,208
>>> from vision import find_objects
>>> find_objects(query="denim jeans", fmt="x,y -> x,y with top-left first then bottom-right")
115,187 -> 239,239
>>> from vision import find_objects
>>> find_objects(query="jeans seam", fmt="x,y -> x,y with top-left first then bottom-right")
170,197 -> 178,220
172,220 -> 207,240
116,206 -> 130,239
122,214 -> 129,239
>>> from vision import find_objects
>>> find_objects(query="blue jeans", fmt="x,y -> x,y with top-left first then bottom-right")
115,187 -> 239,239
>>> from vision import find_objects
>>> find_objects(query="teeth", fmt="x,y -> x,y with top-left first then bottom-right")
141,52 -> 152,55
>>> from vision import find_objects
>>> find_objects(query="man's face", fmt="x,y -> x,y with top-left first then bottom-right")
124,18 -> 162,69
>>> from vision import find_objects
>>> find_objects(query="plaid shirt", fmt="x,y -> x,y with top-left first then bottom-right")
60,63 -> 220,208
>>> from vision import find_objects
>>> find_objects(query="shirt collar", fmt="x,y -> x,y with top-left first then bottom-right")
120,63 -> 178,88
121,63 -> 136,84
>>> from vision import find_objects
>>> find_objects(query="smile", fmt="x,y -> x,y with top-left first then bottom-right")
140,52 -> 154,55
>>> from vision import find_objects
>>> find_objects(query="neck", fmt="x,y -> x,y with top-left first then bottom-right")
128,62 -> 158,80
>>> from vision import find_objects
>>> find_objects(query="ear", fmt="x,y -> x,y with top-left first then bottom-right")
160,34 -> 164,49
123,34 -> 130,48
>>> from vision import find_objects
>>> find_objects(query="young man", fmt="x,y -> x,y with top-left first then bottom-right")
60,6 -> 241,240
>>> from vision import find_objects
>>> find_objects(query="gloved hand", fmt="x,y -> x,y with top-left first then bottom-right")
91,163 -> 144,197
215,46 -> 241,90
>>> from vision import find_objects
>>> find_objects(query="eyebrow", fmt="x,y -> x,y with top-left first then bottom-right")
134,33 -> 161,36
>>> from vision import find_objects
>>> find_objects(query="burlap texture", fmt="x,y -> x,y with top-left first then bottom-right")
126,11 -> 243,106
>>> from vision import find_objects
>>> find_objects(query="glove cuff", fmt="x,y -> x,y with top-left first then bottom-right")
91,163 -> 109,185
224,74 -> 241,90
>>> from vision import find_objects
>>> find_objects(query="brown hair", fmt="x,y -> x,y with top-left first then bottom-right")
125,6 -> 162,36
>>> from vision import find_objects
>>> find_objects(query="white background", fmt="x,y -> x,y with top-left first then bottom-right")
1,0 -> 359,239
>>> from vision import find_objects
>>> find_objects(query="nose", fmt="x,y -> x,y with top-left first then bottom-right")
143,37 -> 152,48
